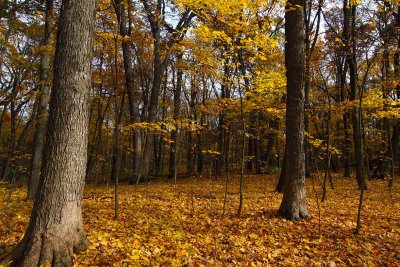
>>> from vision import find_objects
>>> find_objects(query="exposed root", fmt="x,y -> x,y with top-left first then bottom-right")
278,206 -> 309,221
3,230 -> 89,267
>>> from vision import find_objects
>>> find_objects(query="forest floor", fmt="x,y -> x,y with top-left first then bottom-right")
0,174 -> 399,266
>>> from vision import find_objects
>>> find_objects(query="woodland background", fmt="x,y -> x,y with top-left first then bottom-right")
0,0 -> 399,265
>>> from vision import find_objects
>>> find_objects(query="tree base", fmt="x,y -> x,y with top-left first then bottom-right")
2,202 -> 90,267
278,206 -> 309,221
2,223 -> 89,267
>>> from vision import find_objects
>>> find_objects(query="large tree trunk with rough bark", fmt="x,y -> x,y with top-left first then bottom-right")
278,0 -> 309,220
26,0 -> 54,200
3,0 -> 95,265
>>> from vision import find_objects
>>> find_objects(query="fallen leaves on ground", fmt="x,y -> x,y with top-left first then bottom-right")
1,174 -> 399,266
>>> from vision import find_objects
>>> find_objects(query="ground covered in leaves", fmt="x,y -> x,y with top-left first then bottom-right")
1,174 -> 399,266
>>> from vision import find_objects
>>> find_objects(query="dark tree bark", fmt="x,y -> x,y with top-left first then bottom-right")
3,0 -> 96,265
304,0 -> 322,178
169,52 -> 183,178
339,0 -> 351,178
278,0 -> 309,220
85,49 -> 106,182
111,93 -> 125,220
1,69 -> 22,181
276,146 -> 286,193
113,0 -> 142,184
0,0 -> 17,57
265,119 -> 279,172
0,103 -> 9,139
139,0 -> 194,181
391,8 -> 400,176
187,76 -> 197,176
27,0 -> 54,200
196,77 -> 207,174
110,29 -> 125,185
346,1 -> 368,189
215,60 -> 231,176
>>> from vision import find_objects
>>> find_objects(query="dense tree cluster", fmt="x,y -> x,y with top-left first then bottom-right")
0,0 -> 399,265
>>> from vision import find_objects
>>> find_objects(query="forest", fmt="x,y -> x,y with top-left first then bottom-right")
0,0 -> 399,266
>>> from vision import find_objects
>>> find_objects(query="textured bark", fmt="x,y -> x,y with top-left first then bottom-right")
4,0 -> 95,265
278,0 -> 309,220
27,0 -> 54,200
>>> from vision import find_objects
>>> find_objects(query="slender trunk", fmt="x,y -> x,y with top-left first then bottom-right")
114,0 -> 142,183
265,119 -> 279,171
27,0 -> 54,199
1,73 -> 20,181
112,94 -> 125,219
347,3 -> 368,189
321,112 -> 331,202
0,103 -> 9,138
169,54 -> 182,177
110,33 -> 125,184
342,0 -> 351,178
237,83 -> 245,217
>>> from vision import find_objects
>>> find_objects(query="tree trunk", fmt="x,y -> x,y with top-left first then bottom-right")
346,2 -> 368,189
265,119 -> 279,172
278,0 -> 309,220
114,0 -> 142,184
4,0 -> 95,265
140,30 -> 167,181
276,145 -> 286,193
1,71 -> 20,181
169,52 -> 183,178
111,93 -> 124,219
27,0 -> 54,200
340,0 -> 351,178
